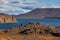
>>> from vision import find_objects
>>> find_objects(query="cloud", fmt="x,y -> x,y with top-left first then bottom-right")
0,0 -> 60,15
0,0 -> 37,15
0,8 -> 6,11
0,0 -> 9,4
49,6 -> 60,8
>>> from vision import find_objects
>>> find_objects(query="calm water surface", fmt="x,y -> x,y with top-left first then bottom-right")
0,19 -> 60,30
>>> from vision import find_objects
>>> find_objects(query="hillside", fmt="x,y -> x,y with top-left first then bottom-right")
0,22 -> 60,40
15,8 -> 60,19
0,13 -> 16,23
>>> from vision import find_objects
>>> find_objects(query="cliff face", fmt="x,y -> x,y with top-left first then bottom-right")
0,13 -> 16,23
0,22 -> 60,40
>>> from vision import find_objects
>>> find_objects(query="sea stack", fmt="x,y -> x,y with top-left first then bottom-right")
0,13 -> 16,23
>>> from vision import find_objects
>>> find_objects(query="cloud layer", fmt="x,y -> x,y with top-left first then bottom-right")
0,0 -> 60,15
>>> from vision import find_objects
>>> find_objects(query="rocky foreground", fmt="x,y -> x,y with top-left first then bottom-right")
0,13 -> 16,23
0,22 -> 60,40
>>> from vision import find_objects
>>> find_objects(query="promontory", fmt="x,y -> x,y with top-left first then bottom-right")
0,13 -> 16,23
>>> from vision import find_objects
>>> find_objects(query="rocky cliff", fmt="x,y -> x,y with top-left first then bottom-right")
0,13 -> 16,23
0,22 -> 60,40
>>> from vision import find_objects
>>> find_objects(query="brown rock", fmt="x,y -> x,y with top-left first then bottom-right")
0,22 -> 60,40
0,13 -> 16,23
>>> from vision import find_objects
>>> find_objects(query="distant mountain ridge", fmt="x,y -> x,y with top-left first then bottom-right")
15,8 -> 60,19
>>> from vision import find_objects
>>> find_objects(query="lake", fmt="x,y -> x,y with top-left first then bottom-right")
0,19 -> 60,30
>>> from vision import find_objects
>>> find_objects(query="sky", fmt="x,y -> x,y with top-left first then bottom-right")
0,0 -> 60,15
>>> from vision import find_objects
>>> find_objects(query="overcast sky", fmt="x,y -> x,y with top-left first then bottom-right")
0,0 -> 60,15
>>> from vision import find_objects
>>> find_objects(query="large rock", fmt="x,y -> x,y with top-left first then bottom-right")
0,13 -> 16,23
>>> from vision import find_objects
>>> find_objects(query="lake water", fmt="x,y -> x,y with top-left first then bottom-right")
0,19 -> 60,30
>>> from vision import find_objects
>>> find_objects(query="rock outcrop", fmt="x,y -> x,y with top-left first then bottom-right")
0,22 -> 60,40
0,13 -> 16,23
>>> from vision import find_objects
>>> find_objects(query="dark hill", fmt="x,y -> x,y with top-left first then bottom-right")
15,8 -> 60,19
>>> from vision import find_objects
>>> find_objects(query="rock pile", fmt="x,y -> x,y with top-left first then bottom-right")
0,22 -> 60,40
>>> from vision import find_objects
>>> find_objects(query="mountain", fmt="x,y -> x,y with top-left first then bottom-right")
0,13 -> 16,23
15,8 -> 60,19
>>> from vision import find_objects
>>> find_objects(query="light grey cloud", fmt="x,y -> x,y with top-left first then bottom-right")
0,0 -> 60,15
0,0 -> 37,15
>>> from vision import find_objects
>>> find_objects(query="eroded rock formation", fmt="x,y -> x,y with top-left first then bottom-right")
0,13 -> 16,23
